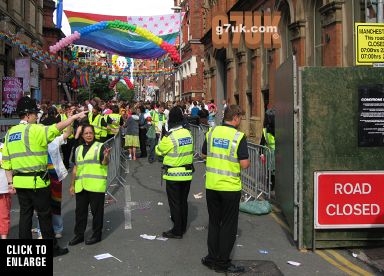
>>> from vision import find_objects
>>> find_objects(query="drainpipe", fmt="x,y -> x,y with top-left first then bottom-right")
378,0 -> 383,23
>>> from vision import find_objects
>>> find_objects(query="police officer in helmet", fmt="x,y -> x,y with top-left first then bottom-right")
2,96 -> 88,257
155,106 -> 194,239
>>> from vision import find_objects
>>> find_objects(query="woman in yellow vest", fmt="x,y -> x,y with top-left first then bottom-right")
68,125 -> 111,246
155,107 -> 194,239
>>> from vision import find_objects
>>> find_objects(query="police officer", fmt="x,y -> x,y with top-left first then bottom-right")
201,105 -> 250,273
88,105 -> 109,142
2,96 -> 88,257
148,102 -> 166,163
155,106 -> 194,239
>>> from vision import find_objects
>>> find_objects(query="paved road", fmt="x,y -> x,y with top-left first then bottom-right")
8,159 -> 380,275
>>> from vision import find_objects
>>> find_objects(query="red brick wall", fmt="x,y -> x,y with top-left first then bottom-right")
323,23 -> 342,66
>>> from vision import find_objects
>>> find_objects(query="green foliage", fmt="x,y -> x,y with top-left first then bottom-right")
90,76 -> 114,101
116,81 -> 135,102
77,87 -> 91,104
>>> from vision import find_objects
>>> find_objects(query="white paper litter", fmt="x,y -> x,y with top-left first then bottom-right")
195,226 -> 206,231
157,202 -> 164,205
140,234 -> 157,240
156,237 -> 168,241
94,253 -> 122,262
236,244 -> 243,247
352,253 -> 358,258
287,261 -> 301,266
193,192 -> 203,199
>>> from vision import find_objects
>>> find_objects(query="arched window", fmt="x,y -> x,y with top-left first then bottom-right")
276,0 -> 292,64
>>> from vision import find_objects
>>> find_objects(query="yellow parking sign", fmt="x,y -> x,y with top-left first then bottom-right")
355,23 -> 384,65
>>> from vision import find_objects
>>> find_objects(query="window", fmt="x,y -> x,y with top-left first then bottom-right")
364,0 -> 384,22
276,0 -> 292,64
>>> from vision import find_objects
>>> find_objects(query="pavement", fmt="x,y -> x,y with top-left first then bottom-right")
7,157 -> 383,275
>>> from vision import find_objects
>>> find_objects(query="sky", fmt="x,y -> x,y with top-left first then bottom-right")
59,0 -> 175,36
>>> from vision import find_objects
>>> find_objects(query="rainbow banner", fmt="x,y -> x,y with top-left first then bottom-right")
64,10 -> 183,59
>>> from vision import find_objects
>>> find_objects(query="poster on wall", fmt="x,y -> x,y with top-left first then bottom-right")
30,61 -> 39,89
15,57 -> 31,93
358,84 -> 384,147
1,77 -> 23,115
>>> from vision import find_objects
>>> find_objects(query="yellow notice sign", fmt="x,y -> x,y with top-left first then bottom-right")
355,23 -> 384,65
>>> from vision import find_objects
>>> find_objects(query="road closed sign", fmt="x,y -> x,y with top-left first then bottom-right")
355,23 -> 384,65
314,171 -> 384,229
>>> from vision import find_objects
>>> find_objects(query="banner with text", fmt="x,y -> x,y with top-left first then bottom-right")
314,171 -> 384,229
2,77 -> 23,115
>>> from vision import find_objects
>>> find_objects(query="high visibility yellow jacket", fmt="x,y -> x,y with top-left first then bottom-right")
60,114 -> 74,139
151,110 -> 166,133
263,128 -> 275,150
89,113 -> 108,140
107,113 -> 121,135
156,127 -> 194,181
2,123 -> 60,188
74,142 -> 107,193
205,126 -> 244,191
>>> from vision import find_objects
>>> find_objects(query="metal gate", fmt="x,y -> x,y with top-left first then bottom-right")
189,123 -> 272,199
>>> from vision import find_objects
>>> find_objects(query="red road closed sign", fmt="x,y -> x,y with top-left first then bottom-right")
314,171 -> 384,229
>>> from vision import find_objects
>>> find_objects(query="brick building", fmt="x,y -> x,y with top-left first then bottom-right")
177,0 -> 205,101
158,0 -> 205,102
41,0 -> 64,103
201,0 -> 382,142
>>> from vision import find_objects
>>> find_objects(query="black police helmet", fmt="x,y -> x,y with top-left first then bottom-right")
16,96 -> 39,116
168,106 -> 184,125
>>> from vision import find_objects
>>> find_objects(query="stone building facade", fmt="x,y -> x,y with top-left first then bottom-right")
201,0 -> 382,142
0,0 -> 44,100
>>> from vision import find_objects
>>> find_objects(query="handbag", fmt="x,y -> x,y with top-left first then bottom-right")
146,124 -> 156,139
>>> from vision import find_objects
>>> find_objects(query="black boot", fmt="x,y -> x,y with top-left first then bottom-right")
53,246 -> 69,257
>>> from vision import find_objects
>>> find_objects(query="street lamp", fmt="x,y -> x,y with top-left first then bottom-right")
171,6 -> 182,101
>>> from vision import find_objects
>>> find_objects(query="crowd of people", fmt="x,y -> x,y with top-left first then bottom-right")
0,94 -> 254,273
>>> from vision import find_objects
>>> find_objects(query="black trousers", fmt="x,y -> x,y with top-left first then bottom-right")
74,190 -> 105,239
17,187 -> 57,246
206,189 -> 241,266
165,180 -> 191,235
139,128 -> 147,157
61,138 -> 75,169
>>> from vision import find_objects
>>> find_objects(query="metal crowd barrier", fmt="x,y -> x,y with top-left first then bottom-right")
241,142 -> 272,200
104,131 -> 129,203
189,123 -> 272,199
189,123 -> 209,159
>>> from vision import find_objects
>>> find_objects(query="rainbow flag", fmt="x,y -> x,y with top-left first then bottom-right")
64,10 -> 183,59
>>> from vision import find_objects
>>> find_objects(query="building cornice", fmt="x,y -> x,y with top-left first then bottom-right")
319,0 -> 344,27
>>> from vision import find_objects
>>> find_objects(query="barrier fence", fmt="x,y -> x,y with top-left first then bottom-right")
104,131 -> 129,203
105,124 -> 272,201
189,124 -> 272,199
